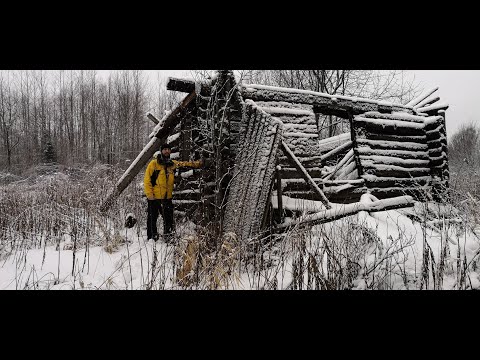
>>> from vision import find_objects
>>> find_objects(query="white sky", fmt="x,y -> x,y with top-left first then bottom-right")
97,70 -> 479,138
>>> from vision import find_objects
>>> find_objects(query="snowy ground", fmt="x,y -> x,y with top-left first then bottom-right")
2,196 -> 479,290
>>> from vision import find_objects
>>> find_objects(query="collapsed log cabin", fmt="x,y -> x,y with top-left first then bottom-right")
101,70 -> 449,242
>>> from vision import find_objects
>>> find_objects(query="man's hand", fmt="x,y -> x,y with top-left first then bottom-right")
147,195 -> 155,201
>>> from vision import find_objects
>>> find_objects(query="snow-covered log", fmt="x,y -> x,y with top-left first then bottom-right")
406,87 -> 439,107
324,149 -> 354,181
414,96 -> 440,110
241,84 -> 416,116
166,77 -> 211,95
275,195 -> 415,229
416,103 -> 449,114
146,112 -> 159,125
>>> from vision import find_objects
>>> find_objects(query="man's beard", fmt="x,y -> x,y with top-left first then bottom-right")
160,154 -> 173,167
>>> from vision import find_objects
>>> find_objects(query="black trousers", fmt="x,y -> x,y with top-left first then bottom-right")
147,199 -> 174,240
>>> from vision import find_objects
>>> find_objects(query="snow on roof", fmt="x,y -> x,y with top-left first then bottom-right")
354,116 -> 426,130
241,83 -> 415,110
260,106 -> 314,116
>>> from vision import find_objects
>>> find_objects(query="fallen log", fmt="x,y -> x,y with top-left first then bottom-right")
275,195 -> 415,230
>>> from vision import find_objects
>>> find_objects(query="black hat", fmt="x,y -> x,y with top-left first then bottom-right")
161,143 -> 172,150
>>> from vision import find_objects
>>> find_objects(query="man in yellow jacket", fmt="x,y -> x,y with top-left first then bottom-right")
144,143 -> 203,243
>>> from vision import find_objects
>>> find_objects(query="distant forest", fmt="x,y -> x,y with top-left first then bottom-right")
0,70 -> 183,171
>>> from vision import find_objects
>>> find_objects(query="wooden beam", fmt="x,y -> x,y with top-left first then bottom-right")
100,91 -> 197,213
275,195 -> 415,230
276,165 -> 284,224
167,77 -> 196,93
146,112 -> 159,125
406,87 -> 439,107
281,140 -> 332,209
242,86 -> 416,117
166,77 -> 211,95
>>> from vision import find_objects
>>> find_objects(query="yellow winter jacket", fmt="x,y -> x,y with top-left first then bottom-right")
144,158 -> 202,200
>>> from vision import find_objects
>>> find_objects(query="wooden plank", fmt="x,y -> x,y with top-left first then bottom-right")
414,96 -> 440,110
324,149 -> 354,181
166,77 -> 211,95
146,112 -> 159,125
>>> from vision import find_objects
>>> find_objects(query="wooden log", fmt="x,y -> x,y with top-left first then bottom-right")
324,149 -> 354,181
335,160 -> 356,180
146,112 -> 160,125
358,147 -> 429,160
241,85 -> 416,117
276,165 -> 284,223
275,195 -> 415,230
414,96 -> 440,110
349,112 -> 364,178
416,103 -> 449,114
360,155 -> 430,168
353,118 -> 425,136
362,175 -> 431,188
359,133 -> 427,143
319,140 -> 352,163
166,77 -> 211,95
362,165 -> 430,178
356,138 -> 428,151
406,87 -> 439,107
281,140 -> 332,209
100,91 -> 196,213
362,111 -> 426,124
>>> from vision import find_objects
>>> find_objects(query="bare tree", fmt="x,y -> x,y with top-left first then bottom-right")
449,123 -> 480,168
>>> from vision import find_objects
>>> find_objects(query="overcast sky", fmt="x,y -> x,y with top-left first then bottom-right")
98,70 -> 477,137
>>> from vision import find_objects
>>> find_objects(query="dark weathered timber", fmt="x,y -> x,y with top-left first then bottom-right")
167,77 -> 211,95
358,148 -> 429,160
349,112 -> 364,178
146,112 -> 160,125
353,119 -> 425,136
359,133 -> 427,143
362,166 -> 431,178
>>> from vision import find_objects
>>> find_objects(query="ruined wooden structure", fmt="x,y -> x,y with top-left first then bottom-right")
101,70 -> 449,242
